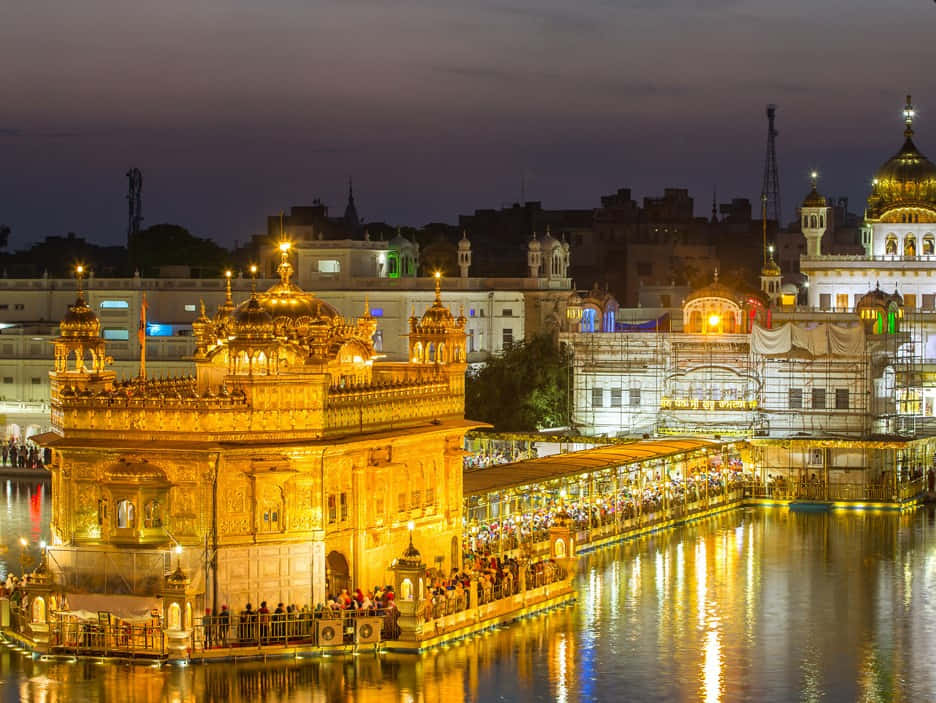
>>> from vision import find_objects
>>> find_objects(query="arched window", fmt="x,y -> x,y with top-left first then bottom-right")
412,342 -> 423,363
116,500 -> 135,529
819,214 -> 824,228
810,215 -> 817,228
886,235 -> 898,255
427,343 -> 436,362
924,235 -> 934,256
905,236 -> 917,257
437,342 -> 446,364
144,500 -> 162,529
580,308 -> 597,333
802,215 -> 808,229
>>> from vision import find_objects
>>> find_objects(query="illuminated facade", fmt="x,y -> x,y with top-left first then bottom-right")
40,246 -> 479,613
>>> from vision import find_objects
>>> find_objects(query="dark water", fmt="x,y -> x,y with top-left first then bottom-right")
2,484 -> 936,702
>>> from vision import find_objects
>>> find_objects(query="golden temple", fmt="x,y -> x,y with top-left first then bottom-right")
39,244 -> 481,616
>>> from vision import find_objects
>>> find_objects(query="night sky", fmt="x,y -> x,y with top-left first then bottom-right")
2,0 -> 934,249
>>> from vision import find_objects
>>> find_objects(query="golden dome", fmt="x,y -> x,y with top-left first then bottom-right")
802,185 -> 826,208
248,247 -> 340,326
417,274 -> 457,330
761,259 -> 781,276
233,295 -> 275,340
867,99 -> 936,218
60,293 -> 101,338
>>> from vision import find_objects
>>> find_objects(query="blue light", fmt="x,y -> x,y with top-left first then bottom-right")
102,329 -> 129,340
370,308 -> 383,318
147,323 -> 173,337
99,300 -> 129,309
469,309 -> 476,317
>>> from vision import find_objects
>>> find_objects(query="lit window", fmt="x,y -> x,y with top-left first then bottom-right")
340,493 -> 348,522
100,300 -> 129,309
370,307 -> 383,317
116,500 -> 136,529
103,329 -> 129,340
469,309 -> 476,317
184,304 -> 196,312
317,259 -> 341,273
146,324 -> 173,337
327,495 -> 337,524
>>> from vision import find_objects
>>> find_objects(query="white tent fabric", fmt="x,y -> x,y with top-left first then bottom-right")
751,322 -> 864,357
751,323 -> 792,354
828,324 -> 865,356
59,593 -> 161,622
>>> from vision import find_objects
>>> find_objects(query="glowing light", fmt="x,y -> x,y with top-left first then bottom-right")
279,241 -> 291,253
249,264 -> 258,275
768,244 -> 774,254
708,314 -> 720,328
174,544 -> 183,555
407,520 -> 415,532
39,540 -> 46,550
810,170 -> 818,180
434,271 -> 441,279
224,270 -> 232,279
75,265 -> 84,275
18,537 -> 27,548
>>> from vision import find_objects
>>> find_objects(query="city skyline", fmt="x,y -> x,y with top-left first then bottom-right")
2,0 -> 933,248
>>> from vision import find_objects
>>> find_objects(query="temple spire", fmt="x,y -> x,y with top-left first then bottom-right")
433,271 -> 442,304
904,94 -> 916,138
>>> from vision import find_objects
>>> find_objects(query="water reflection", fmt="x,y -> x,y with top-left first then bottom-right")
5,492 -> 936,701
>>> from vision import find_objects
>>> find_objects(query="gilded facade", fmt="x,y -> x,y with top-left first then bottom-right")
41,247 -> 479,612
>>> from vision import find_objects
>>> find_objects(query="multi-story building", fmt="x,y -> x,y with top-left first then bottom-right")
0,236 -> 572,440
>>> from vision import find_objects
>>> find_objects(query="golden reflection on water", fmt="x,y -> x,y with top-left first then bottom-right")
8,507 -> 936,702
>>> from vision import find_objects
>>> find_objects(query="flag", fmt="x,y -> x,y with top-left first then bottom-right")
138,293 -> 148,348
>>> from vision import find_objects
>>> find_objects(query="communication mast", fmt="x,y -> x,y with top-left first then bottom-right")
761,105 -> 781,225
126,168 -> 143,247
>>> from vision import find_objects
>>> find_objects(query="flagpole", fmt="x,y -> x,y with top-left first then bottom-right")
139,292 -> 147,379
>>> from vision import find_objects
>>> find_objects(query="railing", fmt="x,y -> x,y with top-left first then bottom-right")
742,480 -> 923,503
48,620 -> 166,657
188,610 -> 396,652
421,562 -> 566,625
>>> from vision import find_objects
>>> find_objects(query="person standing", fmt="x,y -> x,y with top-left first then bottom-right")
218,605 -> 230,646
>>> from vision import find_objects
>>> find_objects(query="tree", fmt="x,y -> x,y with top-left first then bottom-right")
465,334 -> 571,431
130,224 -> 228,275
0,225 -> 9,250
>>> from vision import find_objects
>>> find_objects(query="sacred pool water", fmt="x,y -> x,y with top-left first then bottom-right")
2,479 -> 935,702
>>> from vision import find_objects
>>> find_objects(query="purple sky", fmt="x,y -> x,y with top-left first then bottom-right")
2,0 -> 934,248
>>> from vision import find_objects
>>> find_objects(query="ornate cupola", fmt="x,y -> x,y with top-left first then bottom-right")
801,171 -> 830,258
527,233 -> 542,278
457,231 -> 472,278
50,265 -> 115,399
407,273 -> 467,365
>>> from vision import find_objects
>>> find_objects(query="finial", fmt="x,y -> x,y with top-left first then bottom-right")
904,94 -> 915,137
249,263 -> 258,294
75,264 -> 86,299
810,170 -> 818,189
363,295 -> 370,317
433,271 -> 442,303
711,186 -> 717,223
199,299 -> 207,317
224,269 -> 233,304
461,229 -> 468,240
713,267 -> 719,283
277,241 -> 294,285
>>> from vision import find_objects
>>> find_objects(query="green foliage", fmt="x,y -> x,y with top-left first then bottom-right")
0,225 -> 9,250
465,334 -> 570,431
131,223 -> 228,275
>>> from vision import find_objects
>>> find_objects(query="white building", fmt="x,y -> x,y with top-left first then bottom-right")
0,235 -> 573,440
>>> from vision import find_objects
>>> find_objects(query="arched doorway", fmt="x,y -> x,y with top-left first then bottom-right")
325,551 -> 350,597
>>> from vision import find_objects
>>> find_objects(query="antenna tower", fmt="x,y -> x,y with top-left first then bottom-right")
126,168 -> 144,247
761,104 -> 781,225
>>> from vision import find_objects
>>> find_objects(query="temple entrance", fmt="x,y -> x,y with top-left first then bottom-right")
325,551 -> 350,597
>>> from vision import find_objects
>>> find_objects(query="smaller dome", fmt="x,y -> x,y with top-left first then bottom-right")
567,290 -> 583,307
856,283 -> 902,309
458,232 -> 471,251
420,300 -> 455,328
528,236 -> 541,252
60,294 -> 100,338
802,185 -> 826,208
233,295 -> 275,340
761,259 -> 781,276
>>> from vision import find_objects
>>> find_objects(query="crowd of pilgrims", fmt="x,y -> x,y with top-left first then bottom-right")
465,466 -> 747,554
2,439 -> 44,469
463,447 -> 538,471
199,557 -> 566,648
